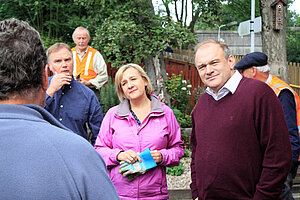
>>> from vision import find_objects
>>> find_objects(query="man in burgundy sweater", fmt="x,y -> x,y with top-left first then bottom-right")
190,40 -> 292,200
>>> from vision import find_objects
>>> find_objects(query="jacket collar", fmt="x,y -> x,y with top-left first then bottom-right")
116,95 -> 164,117
0,104 -> 71,132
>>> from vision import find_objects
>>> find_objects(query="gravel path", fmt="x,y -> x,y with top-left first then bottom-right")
167,157 -> 192,190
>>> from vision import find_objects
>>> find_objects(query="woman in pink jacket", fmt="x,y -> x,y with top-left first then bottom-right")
94,63 -> 185,200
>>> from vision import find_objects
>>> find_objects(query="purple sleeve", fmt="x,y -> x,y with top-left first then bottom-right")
190,111 -> 198,200
159,106 -> 185,167
94,108 -> 122,168
253,87 -> 292,199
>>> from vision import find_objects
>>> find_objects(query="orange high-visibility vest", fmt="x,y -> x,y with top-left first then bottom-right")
72,46 -> 98,81
267,74 -> 300,160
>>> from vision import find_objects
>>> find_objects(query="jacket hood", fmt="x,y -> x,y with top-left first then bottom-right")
116,95 -> 164,117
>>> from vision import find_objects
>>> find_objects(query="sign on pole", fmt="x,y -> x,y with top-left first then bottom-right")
238,16 -> 262,37
238,20 -> 250,37
253,16 -> 262,33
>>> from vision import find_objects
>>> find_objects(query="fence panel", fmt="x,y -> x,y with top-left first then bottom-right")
289,62 -> 300,95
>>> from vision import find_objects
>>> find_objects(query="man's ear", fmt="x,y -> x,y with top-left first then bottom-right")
228,55 -> 236,70
41,65 -> 49,91
252,67 -> 258,77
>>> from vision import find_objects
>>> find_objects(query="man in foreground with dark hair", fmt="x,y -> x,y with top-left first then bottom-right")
0,18 -> 119,200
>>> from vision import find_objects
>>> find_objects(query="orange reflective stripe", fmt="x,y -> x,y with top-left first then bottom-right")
72,46 -> 98,81
267,75 -> 300,160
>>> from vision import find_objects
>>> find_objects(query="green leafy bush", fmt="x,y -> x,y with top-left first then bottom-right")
90,1 -> 196,68
41,35 -> 63,50
172,108 -> 192,128
190,85 -> 206,110
184,147 -> 191,157
166,73 -> 191,113
40,35 -> 73,50
166,73 -> 192,128
100,78 -> 119,115
166,162 -> 184,176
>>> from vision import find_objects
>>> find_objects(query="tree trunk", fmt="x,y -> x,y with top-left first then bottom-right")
144,0 -> 171,105
189,9 -> 201,33
162,0 -> 172,22
145,54 -> 171,106
260,0 -> 289,83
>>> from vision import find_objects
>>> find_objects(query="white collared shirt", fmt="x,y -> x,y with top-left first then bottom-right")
206,71 -> 243,101
76,48 -> 88,61
265,74 -> 272,84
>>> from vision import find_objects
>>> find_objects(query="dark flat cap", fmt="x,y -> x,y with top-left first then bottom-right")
234,52 -> 268,70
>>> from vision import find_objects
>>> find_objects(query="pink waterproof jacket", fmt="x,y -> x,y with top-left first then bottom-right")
94,95 -> 185,200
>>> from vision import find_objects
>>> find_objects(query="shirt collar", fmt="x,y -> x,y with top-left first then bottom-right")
76,46 -> 89,57
206,71 -> 242,100
265,73 -> 272,84
223,70 -> 243,94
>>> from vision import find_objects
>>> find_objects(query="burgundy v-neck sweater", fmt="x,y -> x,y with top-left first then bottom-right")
190,77 -> 292,200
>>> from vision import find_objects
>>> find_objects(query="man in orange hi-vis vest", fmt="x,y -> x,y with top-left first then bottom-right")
235,52 -> 300,200
72,27 -> 108,100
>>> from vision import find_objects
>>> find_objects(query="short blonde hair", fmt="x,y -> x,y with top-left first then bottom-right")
72,26 -> 90,41
115,63 -> 153,102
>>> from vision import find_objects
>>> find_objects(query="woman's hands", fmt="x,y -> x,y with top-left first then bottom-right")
117,149 -> 162,164
117,150 -> 142,164
150,150 -> 162,163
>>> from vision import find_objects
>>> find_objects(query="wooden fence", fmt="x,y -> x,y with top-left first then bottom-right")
106,54 -> 300,99
289,62 -> 300,95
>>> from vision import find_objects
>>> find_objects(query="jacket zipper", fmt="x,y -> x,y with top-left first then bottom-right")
137,125 -> 140,135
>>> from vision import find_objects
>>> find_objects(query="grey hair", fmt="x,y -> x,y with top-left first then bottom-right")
72,26 -> 90,41
46,43 -> 72,72
255,64 -> 270,72
194,40 -> 231,59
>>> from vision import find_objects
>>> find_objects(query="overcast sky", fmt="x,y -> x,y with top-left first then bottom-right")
152,0 -> 300,24
291,0 -> 300,14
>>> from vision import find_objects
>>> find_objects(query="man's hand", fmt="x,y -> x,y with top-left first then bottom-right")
77,78 -> 92,87
46,73 -> 72,97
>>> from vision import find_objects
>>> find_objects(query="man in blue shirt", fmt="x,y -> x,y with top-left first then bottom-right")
45,43 -> 103,145
0,18 -> 119,200
235,52 -> 300,200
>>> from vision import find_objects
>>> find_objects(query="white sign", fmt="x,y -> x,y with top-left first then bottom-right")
238,20 -> 250,37
253,16 -> 262,33
238,16 -> 262,37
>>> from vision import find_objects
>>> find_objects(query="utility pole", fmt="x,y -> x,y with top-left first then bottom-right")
250,0 -> 255,52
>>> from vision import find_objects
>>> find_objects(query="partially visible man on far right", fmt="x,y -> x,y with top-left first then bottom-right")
0,18 -> 119,200
190,40 -> 292,200
235,52 -> 300,200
